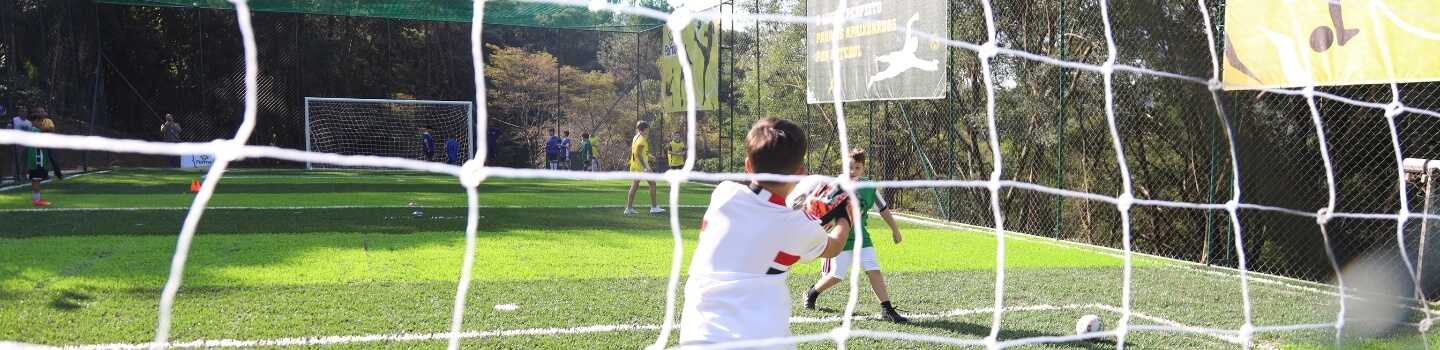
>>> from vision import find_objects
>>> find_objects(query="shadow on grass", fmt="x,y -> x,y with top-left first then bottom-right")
2,207 -> 704,293
43,182 -> 469,195
908,318 -> 1125,349
49,289 -> 94,311
38,175 -> 711,196
2,207 -> 705,238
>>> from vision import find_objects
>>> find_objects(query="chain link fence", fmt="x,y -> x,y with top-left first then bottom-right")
726,0 -> 1440,298
865,0 -> 1440,298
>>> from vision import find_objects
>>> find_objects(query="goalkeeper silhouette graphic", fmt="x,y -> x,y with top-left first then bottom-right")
868,13 -> 939,89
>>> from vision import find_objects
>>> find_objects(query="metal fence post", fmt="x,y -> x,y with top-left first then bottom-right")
1052,0 -> 1067,240
897,102 -> 949,220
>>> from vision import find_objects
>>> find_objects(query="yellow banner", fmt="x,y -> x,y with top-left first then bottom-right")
1223,0 -> 1440,90
659,19 -> 720,112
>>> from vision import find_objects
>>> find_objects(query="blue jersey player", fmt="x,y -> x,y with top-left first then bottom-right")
445,138 -> 460,165
422,126 -> 436,161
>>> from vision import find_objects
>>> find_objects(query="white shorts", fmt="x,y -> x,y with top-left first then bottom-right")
820,247 -> 880,279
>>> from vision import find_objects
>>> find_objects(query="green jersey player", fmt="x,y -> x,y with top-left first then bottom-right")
802,148 -> 906,322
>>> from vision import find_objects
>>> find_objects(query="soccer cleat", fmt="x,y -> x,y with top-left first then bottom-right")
623,207 -> 639,214
803,288 -> 819,310
32,199 -> 51,206
650,207 -> 666,213
879,306 -> 909,323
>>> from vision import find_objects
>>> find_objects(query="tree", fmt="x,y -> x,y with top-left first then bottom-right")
562,68 -> 618,135
485,44 -> 563,167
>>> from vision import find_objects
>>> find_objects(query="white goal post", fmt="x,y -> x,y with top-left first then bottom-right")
304,97 -> 474,170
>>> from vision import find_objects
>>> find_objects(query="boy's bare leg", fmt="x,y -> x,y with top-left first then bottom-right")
812,275 -> 843,293
627,180 -> 641,209
872,269 -> 906,321
866,270 -> 890,302
648,180 -> 658,207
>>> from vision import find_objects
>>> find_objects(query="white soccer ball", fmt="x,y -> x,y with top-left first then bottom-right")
1075,314 -> 1104,335
412,211 -> 423,216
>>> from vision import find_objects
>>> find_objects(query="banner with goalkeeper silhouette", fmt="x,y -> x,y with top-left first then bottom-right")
1222,0 -> 1440,90
659,19 -> 720,113
806,0 -> 949,103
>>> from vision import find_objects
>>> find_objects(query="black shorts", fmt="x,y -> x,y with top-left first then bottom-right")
546,153 -> 559,162
29,168 -> 50,181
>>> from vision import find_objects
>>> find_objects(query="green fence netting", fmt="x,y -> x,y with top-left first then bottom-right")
93,0 -> 667,31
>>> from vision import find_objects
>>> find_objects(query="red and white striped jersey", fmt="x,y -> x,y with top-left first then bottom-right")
680,181 -> 830,347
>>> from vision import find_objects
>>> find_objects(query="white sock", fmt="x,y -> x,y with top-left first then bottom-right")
33,192 -> 41,201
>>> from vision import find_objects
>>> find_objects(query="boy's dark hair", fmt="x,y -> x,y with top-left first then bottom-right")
850,148 -> 866,164
563,130 -> 569,136
581,132 -> 589,138
636,120 -> 649,132
549,128 -> 556,134
746,117 -> 806,185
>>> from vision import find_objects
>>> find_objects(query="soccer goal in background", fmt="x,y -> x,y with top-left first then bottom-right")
304,97 -> 474,170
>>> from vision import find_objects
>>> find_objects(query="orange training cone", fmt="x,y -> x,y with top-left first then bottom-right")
190,180 -> 201,192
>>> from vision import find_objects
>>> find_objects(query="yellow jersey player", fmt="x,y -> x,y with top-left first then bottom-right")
667,129 -> 686,170
624,121 -> 664,214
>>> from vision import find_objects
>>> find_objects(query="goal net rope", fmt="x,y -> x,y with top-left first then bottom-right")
1,0 -> 1438,349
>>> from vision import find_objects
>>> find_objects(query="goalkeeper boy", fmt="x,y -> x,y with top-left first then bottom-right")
802,148 -> 907,322
679,117 -> 853,348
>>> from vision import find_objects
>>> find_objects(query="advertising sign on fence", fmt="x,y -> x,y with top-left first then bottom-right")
181,154 -> 215,169
659,19 -> 721,113
1223,0 -> 1440,89
806,0 -> 949,103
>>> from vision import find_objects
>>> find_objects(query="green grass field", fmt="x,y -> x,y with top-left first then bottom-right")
1,168 -> 1435,349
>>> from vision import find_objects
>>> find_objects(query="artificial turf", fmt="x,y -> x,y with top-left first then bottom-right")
2,168 -> 1433,349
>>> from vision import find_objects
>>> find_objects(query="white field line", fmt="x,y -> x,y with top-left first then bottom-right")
203,175 -> 456,180
1102,306 -> 1245,345
888,212 -> 1440,317
210,175 -> 699,181
0,170 -> 112,192
559,173 -> 722,190
1165,260 -> 1439,316
887,212 -> 1347,292
0,205 -> 710,213
2,171 -> 708,190
48,303 -> 1246,350
1,341 -> 62,350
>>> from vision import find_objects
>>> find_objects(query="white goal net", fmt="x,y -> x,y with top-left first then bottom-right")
304,97 -> 474,170
4,0 -> 1440,350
